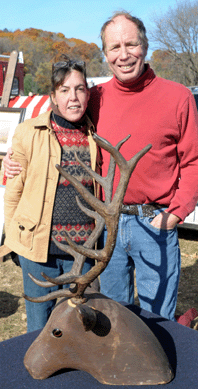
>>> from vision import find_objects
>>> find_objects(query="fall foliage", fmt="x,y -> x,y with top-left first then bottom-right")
0,27 -> 109,94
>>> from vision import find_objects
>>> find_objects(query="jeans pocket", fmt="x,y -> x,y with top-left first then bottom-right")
144,212 -> 176,234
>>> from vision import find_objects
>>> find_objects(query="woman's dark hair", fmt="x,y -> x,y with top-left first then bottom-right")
51,54 -> 88,92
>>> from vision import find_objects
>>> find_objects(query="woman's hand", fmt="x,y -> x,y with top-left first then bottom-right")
3,147 -> 22,178
150,211 -> 180,230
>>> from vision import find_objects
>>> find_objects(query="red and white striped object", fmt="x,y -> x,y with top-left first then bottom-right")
1,96 -> 51,185
8,95 -> 51,120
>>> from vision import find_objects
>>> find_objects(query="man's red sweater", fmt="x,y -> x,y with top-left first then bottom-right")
88,65 -> 198,221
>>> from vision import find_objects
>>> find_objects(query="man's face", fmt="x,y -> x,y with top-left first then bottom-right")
104,16 -> 147,84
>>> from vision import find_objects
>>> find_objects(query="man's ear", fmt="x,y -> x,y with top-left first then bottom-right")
143,44 -> 148,59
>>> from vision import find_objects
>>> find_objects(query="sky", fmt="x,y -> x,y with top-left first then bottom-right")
1,0 -> 180,59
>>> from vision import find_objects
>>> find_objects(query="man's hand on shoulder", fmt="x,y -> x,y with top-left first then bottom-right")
3,147 -> 22,178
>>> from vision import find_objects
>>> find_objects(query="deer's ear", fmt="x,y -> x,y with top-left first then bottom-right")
77,304 -> 97,331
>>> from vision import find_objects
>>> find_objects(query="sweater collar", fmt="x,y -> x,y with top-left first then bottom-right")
51,112 -> 86,130
33,109 -> 95,135
112,64 -> 156,92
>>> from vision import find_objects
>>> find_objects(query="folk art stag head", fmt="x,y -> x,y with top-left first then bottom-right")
23,134 -> 174,385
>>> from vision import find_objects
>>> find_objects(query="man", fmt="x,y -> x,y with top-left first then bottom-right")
88,11 -> 198,321
4,11 -> 198,321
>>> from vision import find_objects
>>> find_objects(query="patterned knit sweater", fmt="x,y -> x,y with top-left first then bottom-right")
48,113 -> 94,255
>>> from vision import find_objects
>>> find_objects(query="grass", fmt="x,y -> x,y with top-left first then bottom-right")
0,259 -> 27,341
0,227 -> 198,341
176,228 -> 198,316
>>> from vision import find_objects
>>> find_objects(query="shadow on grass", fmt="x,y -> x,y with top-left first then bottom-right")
133,227 -> 198,317
176,257 -> 198,314
0,291 -> 20,318
178,227 -> 198,242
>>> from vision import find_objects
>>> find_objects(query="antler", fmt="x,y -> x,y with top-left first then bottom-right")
24,134 -> 151,303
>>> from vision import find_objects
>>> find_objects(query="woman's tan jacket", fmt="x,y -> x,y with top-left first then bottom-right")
1,110 -> 99,262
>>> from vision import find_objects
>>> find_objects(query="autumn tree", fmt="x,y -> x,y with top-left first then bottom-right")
0,37 -> 13,55
51,40 -> 71,62
24,73 -> 38,95
150,50 -> 172,79
149,0 -> 198,85
34,62 -> 52,94
0,28 -> 105,93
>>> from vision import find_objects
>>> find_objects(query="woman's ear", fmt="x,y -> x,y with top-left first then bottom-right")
51,92 -> 57,106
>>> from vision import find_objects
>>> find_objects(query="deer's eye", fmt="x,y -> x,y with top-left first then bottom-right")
52,328 -> 63,338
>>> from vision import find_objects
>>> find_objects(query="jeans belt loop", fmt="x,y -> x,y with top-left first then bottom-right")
137,205 -> 144,218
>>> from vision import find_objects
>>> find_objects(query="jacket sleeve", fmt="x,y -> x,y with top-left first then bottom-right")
4,123 -> 28,232
167,93 -> 198,221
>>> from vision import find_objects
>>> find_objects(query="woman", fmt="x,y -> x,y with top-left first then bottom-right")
2,57 -> 99,332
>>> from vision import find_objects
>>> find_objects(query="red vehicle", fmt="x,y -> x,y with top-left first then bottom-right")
0,52 -> 24,97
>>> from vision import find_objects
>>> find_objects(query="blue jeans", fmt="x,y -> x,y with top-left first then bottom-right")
19,254 -> 94,332
99,207 -> 181,321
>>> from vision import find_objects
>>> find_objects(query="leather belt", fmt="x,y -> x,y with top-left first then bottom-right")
121,203 -> 166,217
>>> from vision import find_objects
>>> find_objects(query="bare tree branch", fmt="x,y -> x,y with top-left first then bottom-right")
150,0 -> 198,85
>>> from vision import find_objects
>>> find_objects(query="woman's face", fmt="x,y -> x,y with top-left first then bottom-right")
51,70 -> 90,122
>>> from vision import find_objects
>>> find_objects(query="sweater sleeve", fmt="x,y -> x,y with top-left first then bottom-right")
167,93 -> 198,221
4,124 -> 28,232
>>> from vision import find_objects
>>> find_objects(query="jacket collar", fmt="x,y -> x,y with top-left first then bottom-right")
33,109 -> 53,130
85,112 -> 95,135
